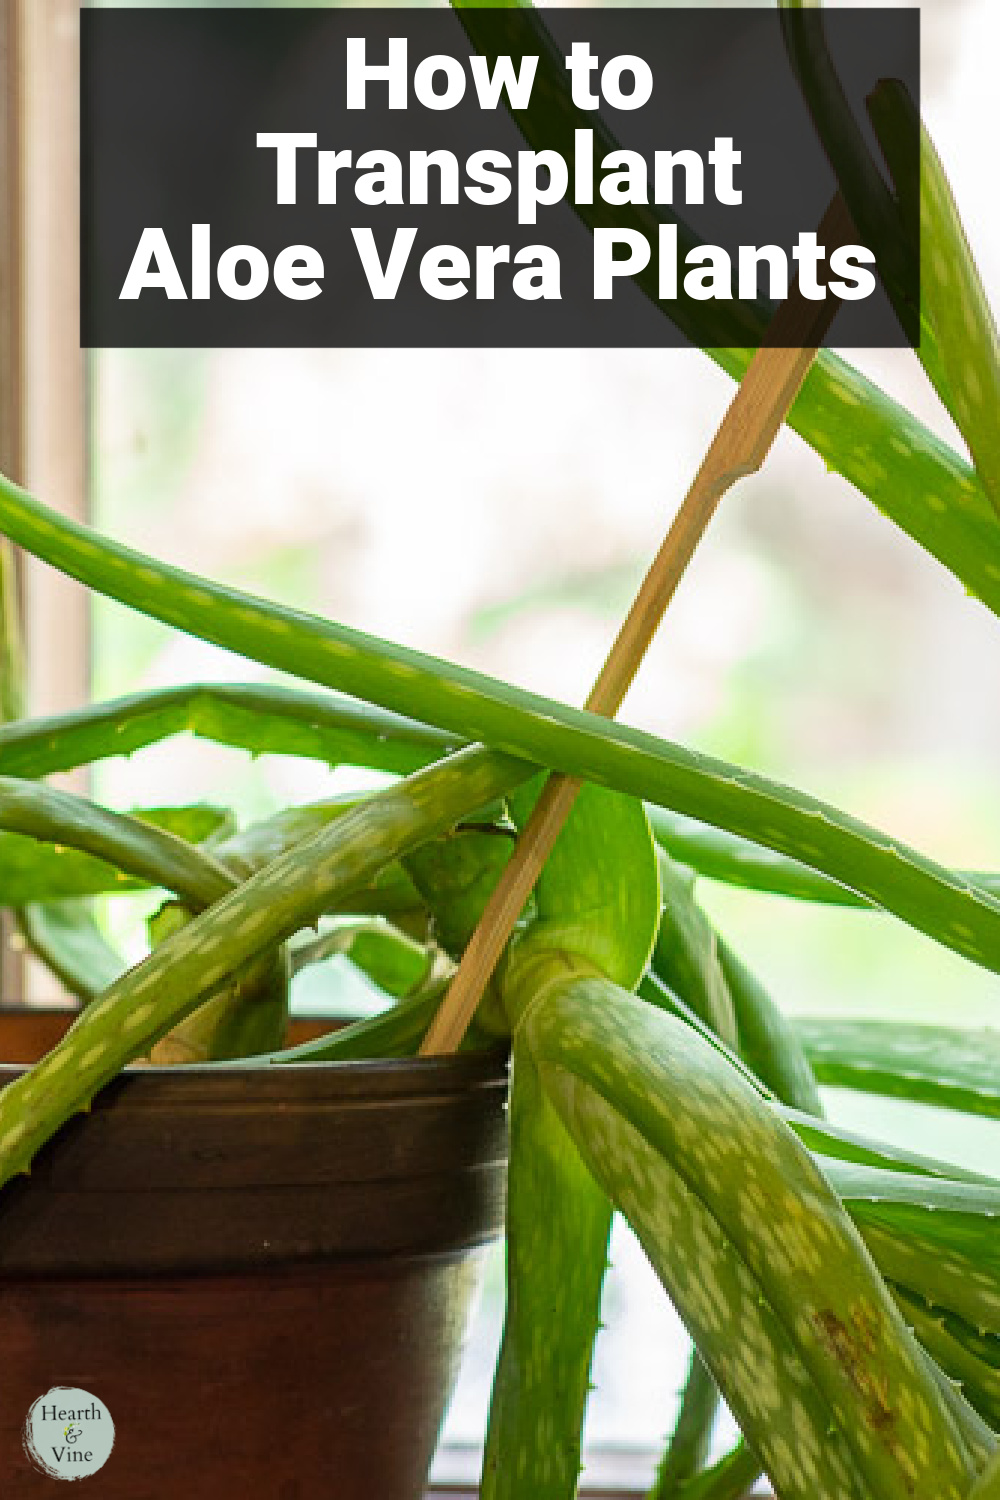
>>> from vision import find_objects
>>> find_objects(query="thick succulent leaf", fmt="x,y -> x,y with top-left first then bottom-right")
649,861 -> 821,1110
655,1443 -> 762,1500
289,918 -> 433,999
716,938 -> 822,1116
481,1035 -> 612,1500
651,856 -> 736,1047
145,901 -> 289,1064
797,1019 -> 1000,1119
520,971 -> 977,1499
0,777 -> 235,909
785,1108 -> 995,1185
917,119 -> 1000,515
3,478 -> 998,975
451,0 -> 1000,618
0,803 -> 233,903
403,826 -> 516,957
211,797 -> 426,918
825,1161 -> 1000,1338
649,808 -> 1000,906
17,901 -> 125,1001
869,80 -> 1000,515
0,746 -> 528,1185
505,779 -> 660,994
892,1282 -> 1000,1432
969,1446 -> 1000,1499
648,1351 -> 720,1498
0,682 -> 455,780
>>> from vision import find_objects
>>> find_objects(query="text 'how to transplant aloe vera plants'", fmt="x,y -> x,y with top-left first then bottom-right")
81,7 -> 918,350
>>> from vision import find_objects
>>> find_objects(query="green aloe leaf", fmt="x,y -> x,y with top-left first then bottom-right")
2,477 -> 997,977
0,803 -> 233,904
656,1443 -> 762,1500
506,779 -> 660,995
969,1447 -> 1000,1499
868,80 -> 1000,516
825,1161 -> 1000,1339
481,1032 -> 612,1500
648,1351 -> 720,1499
717,937 -> 822,1117
649,808 -> 1000,907
651,856 -> 737,1047
17,901 -> 125,1002
892,1282 -> 1000,1432
0,777 -> 235,910
797,1019 -> 1000,1118
403,824 -> 515,958
289,918 -> 433,999
0,682 -> 455,781
522,971 -> 979,1499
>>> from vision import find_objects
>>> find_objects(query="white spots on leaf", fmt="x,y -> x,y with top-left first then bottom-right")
79,1042 -> 109,1071
0,1122 -> 27,1155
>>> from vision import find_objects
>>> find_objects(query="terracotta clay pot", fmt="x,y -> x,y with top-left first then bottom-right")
0,1013 -> 508,1499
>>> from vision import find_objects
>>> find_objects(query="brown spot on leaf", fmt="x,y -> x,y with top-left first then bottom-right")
813,1308 -> 911,1490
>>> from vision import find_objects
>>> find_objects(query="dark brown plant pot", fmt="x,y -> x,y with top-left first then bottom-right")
0,1011 -> 508,1499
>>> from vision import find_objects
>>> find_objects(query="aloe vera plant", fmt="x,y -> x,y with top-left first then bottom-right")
2,3 -> 1000,1497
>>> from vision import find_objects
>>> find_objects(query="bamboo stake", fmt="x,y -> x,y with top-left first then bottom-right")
421,192 -> 856,1056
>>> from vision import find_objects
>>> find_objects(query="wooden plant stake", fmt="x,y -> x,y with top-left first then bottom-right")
421,192 -> 856,1057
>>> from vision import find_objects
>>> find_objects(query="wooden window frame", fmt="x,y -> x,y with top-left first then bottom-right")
1,0 -> 88,1002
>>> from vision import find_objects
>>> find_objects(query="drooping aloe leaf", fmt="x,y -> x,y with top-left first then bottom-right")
147,901 -> 289,1064
0,746 -> 528,1186
289,918 -> 433,999
716,938 -> 822,1117
970,1449 -> 1000,1500
650,858 -> 822,1120
651,856 -> 736,1047
917,120 -> 1000,516
918,1346 -> 999,1472
892,1282 -> 1000,1432
0,802 -> 233,903
649,808 -> 1000,906
3,476 -> 998,976
451,0 -> 1000,618
869,80 -> 1000,516
0,681 -> 456,781
797,1019 -> 1000,1119
268,985 -> 448,1065
784,1108 -> 995,1186
0,777 -> 235,910
481,1032 -> 612,1500
209,797 -> 427,920
474,782 -> 659,1495
825,1160 -> 1000,1338
403,825 -> 516,957
657,1442 -> 762,1500
506,779 -> 660,996
648,1350 -> 719,1499
17,901 -> 125,1001
522,973 -> 978,1499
